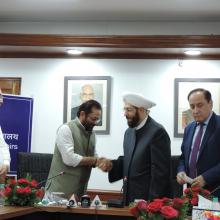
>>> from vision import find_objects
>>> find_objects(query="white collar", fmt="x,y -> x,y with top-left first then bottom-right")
135,115 -> 148,130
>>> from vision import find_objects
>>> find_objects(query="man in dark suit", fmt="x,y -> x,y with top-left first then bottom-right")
99,92 -> 171,205
177,88 -> 220,197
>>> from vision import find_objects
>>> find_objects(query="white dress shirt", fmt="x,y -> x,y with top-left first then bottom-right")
56,118 -> 97,167
0,126 -> 10,167
135,115 -> 148,130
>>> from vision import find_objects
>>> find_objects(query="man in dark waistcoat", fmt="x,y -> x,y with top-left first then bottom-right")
46,100 -> 102,199
99,92 -> 172,205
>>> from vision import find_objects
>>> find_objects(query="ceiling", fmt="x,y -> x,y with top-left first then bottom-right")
1,0 -> 220,59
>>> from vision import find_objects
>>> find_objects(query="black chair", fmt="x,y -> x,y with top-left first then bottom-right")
171,155 -> 183,197
16,152 -> 183,197
17,152 -> 53,187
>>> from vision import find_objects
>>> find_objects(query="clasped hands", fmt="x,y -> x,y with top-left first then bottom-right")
95,157 -> 113,172
176,171 -> 206,187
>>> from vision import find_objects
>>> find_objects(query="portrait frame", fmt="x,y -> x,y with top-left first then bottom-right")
174,78 -> 220,137
63,76 -> 111,134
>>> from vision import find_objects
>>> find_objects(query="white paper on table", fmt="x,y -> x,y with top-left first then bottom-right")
198,195 -> 213,209
192,196 -> 220,220
198,195 -> 220,211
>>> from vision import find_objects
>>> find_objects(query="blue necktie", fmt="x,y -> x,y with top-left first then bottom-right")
189,123 -> 204,179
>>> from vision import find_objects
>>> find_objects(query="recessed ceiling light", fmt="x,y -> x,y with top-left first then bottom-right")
184,50 -> 201,56
66,49 -> 83,55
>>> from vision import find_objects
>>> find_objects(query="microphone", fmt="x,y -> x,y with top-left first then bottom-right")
210,185 -> 220,195
107,176 -> 126,208
37,171 -> 65,187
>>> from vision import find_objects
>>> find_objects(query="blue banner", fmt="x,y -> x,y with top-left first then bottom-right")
0,95 -> 33,174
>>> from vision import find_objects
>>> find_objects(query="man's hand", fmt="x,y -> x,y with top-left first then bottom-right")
97,157 -> 113,172
0,164 -> 8,176
176,171 -> 188,185
191,175 -> 206,187
0,164 -> 8,183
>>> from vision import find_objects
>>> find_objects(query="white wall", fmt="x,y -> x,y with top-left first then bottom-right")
1,21 -> 220,35
0,58 -> 220,190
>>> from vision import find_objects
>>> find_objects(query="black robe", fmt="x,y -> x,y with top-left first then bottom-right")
109,116 -> 172,205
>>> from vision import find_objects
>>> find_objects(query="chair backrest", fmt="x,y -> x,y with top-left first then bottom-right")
171,155 -> 183,197
17,152 -> 53,187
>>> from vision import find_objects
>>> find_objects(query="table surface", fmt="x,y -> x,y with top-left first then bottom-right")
0,206 -> 35,219
0,205 -> 133,219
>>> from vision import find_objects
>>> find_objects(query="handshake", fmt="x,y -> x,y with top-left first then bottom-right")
95,157 -> 113,172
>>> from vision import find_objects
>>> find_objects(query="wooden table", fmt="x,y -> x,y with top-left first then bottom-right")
0,205 -> 134,220
0,206 -> 35,219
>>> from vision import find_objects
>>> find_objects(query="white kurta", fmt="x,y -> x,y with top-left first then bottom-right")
56,118 -> 97,167
56,123 -> 83,167
0,126 -> 10,167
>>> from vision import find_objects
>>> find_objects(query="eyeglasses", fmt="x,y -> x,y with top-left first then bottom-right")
87,115 -> 101,124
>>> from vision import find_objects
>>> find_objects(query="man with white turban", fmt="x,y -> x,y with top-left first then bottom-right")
99,92 -> 171,205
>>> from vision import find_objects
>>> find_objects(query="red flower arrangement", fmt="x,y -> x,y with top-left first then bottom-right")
130,187 -> 212,219
182,186 -> 212,213
129,197 -> 189,220
4,175 -> 45,206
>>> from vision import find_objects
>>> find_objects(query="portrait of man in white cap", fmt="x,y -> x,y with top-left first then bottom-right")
71,84 -> 102,126
98,92 -> 171,205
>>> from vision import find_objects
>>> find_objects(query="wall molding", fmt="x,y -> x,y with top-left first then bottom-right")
0,34 -> 220,59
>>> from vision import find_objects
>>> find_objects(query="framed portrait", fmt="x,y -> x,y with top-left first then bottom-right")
0,77 -> 21,95
63,76 -> 111,134
174,78 -> 220,137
